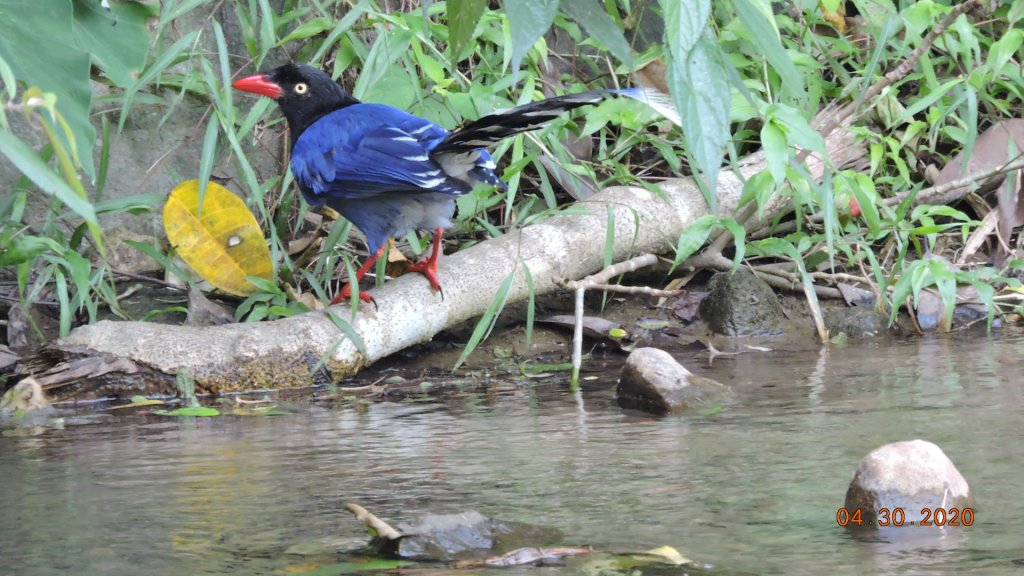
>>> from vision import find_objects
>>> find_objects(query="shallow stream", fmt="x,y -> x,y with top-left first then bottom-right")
2,331 -> 1022,575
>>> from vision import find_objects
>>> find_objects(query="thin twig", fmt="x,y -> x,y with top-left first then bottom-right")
570,283 -> 679,297
861,1 -> 980,105
564,253 -> 666,385
564,253 -> 661,289
890,155 -> 1024,207
109,268 -> 188,291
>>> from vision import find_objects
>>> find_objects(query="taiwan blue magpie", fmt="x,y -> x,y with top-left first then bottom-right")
233,63 -> 678,303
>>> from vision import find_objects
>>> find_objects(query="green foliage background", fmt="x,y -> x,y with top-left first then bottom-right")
2,0 -> 1024,342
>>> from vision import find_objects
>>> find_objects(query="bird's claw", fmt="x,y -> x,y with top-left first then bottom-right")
330,283 -> 375,306
406,258 -> 443,298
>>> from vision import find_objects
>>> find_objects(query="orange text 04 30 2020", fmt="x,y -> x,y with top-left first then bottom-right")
836,507 -> 974,527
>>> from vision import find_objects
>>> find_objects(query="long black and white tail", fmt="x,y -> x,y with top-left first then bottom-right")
431,87 -> 681,156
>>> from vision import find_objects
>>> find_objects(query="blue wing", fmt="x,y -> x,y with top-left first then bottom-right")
291,103 -> 467,202
290,103 -> 506,254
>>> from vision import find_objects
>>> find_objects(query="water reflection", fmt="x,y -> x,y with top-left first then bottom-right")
1,331 -> 1023,575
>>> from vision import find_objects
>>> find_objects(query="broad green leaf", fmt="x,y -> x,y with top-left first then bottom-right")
719,218 -> 746,268
761,121 -> 788,184
352,27 -> 414,100
671,215 -> 718,268
987,29 -> 1023,78
740,169 -> 777,211
668,35 -> 730,201
447,0 -> 487,65
505,0 -> 560,72
72,0 -> 153,88
661,0 -> 709,54
733,0 -> 804,100
0,235 -> 62,266
0,0 -> 95,176
561,0 -> 633,67
162,180 -> 274,296
928,259 -> 957,330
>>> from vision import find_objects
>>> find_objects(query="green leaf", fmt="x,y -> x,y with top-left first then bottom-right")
325,309 -> 368,356
660,0 -> 709,53
732,0 -> 804,100
560,0 -> 633,67
276,16 -> 332,45
667,35 -> 730,201
671,215 -> 717,269
454,270 -> 516,370
0,234 -> 62,266
72,0 -> 153,88
0,129 -> 97,225
761,121 -> 788,184
447,0 -> 487,65
719,218 -> 746,269
505,0 -> 560,72
0,0 -> 95,176
119,29 -> 202,130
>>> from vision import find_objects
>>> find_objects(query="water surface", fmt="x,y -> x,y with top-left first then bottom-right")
2,331 -> 1022,575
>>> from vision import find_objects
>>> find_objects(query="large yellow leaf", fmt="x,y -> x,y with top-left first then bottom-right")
163,180 -> 273,296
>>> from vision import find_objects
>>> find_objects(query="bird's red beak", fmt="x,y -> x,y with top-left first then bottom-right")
232,73 -> 283,99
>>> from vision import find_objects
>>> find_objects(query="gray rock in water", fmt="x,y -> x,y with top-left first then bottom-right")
698,268 -> 784,336
396,511 -> 559,561
617,347 -> 729,415
844,440 -> 972,526
823,305 -> 891,340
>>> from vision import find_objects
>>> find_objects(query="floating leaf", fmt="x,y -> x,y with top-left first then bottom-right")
163,180 -> 273,296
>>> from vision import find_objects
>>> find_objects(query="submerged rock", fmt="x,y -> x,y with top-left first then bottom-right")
698,269 -> 785,336
395,511 -> 560,562
844,440 -> 972,526
823,306 -> 890,340
617,347 -> 729,415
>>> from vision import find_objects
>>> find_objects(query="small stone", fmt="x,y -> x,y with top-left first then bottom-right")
617,347 -> 729,415
698,268 -> 785,336
844,440 -> 972,526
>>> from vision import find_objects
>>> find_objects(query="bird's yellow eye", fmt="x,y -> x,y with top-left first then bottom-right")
294,82 -> 308,94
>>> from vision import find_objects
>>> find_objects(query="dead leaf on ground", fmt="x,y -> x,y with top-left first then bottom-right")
538,315 -> 628,344
837,283 -> 876,306
934,119 -> 1024,252
186,285 -> 235,326
670,291 -> 708,323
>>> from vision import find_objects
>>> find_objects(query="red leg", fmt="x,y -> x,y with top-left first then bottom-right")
330,245 -> 386,305
406,227 -> 444,294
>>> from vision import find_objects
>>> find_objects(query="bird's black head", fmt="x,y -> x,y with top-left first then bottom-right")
233,63 -> 360,139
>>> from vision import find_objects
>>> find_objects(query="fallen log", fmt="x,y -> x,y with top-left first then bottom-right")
30,117 -> 863,396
